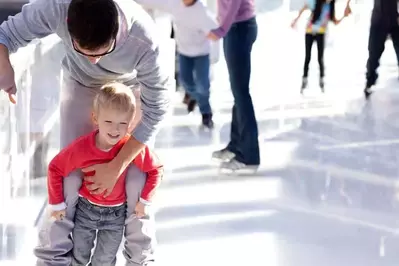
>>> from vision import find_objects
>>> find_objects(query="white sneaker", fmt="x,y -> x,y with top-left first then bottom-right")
219,159 -> 259,174
212,149 -> 235,162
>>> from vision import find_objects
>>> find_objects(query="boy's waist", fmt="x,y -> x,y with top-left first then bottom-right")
176,41 -> 211,57
78,197 -> 126,212
79,187 -> 126,207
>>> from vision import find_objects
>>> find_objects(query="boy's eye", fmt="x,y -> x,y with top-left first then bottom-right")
105,120 -> 112,123
120,122 -> 127,125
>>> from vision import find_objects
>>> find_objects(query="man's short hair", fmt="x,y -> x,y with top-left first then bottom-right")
67,0 -> 119,50
93,83 -> 136,117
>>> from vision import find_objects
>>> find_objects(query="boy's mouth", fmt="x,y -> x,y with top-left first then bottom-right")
107,133 -> 120,139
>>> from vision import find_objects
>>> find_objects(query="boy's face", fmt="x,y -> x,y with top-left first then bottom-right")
93,107 -> 133,148
182,0 -> 196,6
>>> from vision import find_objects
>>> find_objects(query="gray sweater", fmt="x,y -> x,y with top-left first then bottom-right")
0,0 -> 171,144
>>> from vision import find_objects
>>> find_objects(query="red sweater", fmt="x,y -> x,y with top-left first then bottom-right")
47,130 -> 163,207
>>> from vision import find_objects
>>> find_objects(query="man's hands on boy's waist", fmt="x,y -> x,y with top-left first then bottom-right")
51,209 -> 66,221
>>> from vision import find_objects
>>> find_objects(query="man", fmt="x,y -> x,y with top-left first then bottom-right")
0,0 -> 171,265
364,0 -> 399,98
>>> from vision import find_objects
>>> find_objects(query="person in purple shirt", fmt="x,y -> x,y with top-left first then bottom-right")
207,0 -> 259,173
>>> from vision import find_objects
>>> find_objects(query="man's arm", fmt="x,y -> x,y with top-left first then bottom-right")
133,147 -> 164,204
48,141 -> 82,211
0,0 -> 62,53
110,43 -> 171,173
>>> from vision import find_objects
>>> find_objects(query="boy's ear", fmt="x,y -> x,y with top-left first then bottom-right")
127,114 -> 137,133
91,111 -> 98,126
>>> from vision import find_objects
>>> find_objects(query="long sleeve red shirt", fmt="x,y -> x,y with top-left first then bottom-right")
47,130 -> 163,208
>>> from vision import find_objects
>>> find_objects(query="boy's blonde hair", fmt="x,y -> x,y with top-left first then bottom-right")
93,82 -> 136,116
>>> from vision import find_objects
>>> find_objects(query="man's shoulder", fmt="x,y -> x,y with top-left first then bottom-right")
117,0 -> 160,49
47,0 -> 71,9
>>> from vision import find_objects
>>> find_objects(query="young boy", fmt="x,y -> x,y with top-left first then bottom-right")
47,83 -> 163,266
173,0 -> 218,128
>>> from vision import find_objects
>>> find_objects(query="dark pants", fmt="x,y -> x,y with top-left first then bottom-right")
72,197 -> 126,266
178,53 -> 212,114
303,33 -> 325,78
366,22 -> 399,87
224,17 -> 260,165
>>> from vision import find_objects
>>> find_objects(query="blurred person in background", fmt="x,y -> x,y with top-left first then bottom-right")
174,0 -> 217,128
291,0 -> 351,93
136,0 -> 218,128
364,0 -> 399,99
208,0 -> 259,173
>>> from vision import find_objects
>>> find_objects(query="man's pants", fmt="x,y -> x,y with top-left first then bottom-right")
223,17 -> 260,166
72,198 -> 126,266
34,77 -> 156,266
366,22 -> 399,87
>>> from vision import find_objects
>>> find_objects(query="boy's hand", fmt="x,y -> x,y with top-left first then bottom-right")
51,209 -> 66,221
135,201 -> 150,218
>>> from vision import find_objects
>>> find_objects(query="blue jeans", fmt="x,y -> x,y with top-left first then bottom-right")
224,17 -> 260,165
178,53 -> 212,114
72,197 -> 126,266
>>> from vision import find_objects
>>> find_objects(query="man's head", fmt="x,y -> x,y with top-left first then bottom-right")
92,83 -> 136,148
67,0 -> 119,64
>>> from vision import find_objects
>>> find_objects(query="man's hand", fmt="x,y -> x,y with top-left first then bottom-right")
207,32 -> 220,41
51,209 -> 66,221
135,201 -> 150,218
82,162 -> 121,197
0,45 -> 16,104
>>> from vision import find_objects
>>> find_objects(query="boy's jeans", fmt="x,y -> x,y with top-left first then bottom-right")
72,198 -> 126,266
34,78 -> 156,266
178,53 -> 212,114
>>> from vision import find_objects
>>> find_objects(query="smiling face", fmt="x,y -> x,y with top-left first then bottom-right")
93,107 -> 133,149
91,83 -> 136,150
